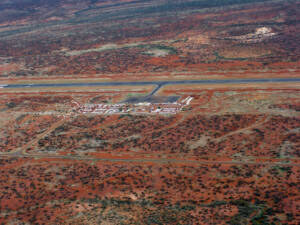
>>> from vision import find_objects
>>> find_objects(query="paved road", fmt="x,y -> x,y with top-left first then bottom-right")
3,77 -> 300,89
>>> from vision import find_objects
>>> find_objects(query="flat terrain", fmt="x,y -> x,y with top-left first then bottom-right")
0,0 -> 299,224
0,0 -> 299,80
0,80 -> 300,224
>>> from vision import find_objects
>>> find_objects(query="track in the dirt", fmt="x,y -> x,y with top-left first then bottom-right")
0,153 -> 299,166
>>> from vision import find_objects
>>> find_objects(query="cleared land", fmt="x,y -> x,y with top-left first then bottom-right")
0,81 -> 299,224
0,0 -> 299,224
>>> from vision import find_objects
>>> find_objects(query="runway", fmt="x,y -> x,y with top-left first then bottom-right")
2,77 -> 300,95
3,77 -> 300,88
